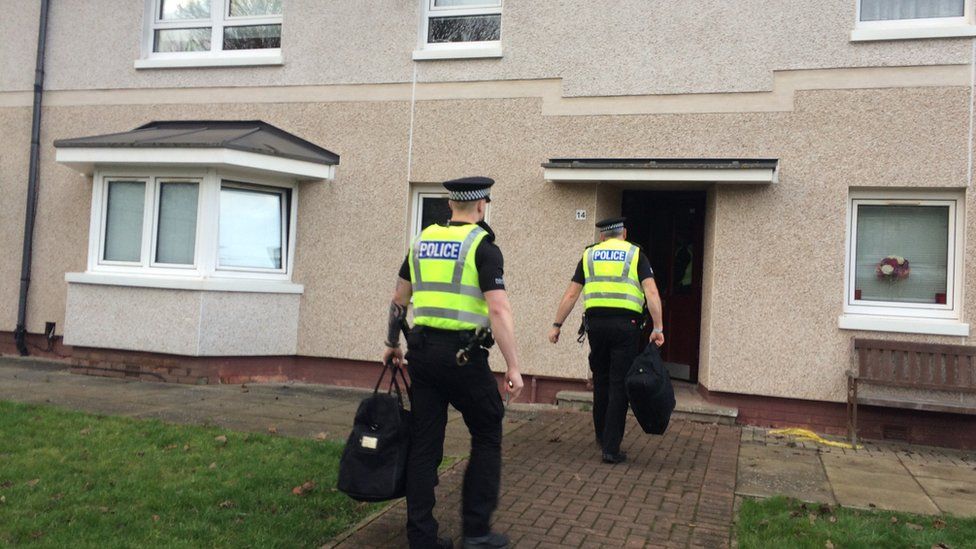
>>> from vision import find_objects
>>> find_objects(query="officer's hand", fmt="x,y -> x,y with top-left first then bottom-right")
505,370 -> 524,402
548,326 -> 561,344
650,332 -> 665,348
383,345 -> 405,369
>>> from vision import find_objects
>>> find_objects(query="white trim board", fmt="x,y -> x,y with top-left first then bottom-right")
55,147 -> 335,182
838,314 -> 970,337
543,166 -> 778,184
66,272 -> 304,294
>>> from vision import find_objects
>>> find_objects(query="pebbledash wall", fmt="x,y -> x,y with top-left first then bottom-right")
2,0 -> 975,446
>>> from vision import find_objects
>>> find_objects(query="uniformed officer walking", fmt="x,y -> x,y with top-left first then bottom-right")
548,217 -> 664,464
383,176 -> 523,549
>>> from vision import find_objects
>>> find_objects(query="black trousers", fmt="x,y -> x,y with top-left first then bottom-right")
586,315 -> 640,455
405,328 -> 505,549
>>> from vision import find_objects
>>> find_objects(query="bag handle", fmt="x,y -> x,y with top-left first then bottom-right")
372,321 -> 413,406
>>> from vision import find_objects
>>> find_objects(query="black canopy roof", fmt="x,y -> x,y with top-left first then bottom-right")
54,120 -> 339,166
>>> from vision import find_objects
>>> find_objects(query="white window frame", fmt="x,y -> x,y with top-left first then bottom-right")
137,0 -> 283,69
150,178 -> 203,270
216,180 -> 290,275
88,167 -> 298,284
852,0 -> 976,41
409,184 -> 491,242
839,189 -> 967,336
413,0 -> 503,61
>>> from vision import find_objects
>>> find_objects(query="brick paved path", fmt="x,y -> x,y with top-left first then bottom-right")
333,412 -> 740,548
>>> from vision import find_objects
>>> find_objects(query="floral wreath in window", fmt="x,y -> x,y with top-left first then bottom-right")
876,256 -> 910,281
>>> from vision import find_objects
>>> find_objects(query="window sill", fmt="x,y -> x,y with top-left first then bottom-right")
850,25 -> 976,41
65,272 -> 303,294
412,46 -> 503,61
838,314 -> 969,336
134,54 -> 283,69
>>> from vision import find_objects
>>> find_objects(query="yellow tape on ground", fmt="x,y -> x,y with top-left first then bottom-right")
768,427 -> 859,450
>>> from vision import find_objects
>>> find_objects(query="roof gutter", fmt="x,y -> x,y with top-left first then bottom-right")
14,0 -> 52,356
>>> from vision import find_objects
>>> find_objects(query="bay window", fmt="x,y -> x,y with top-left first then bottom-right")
90,169 -> 295,281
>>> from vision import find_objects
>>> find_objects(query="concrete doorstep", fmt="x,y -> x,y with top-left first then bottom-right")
556,381 -> 739,426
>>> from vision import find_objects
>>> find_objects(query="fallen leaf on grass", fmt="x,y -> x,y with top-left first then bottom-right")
933,519 -> 947,530
26,479 -> 40,487
268,426 -> 278,435
789,510 -> 802,518
30,531 -> 44,540
808,513 -> 817,525
215,435 -> 228,445
828,516 -> 837,524
99,506 -> 110,513
163,444 -> 177,451
183,444 -> 190,451
906,522 -> 924,531
891,517 -> 899,524
1,496 -> 6,504
825,541 -> 834,549
50,493 -> 63,501
152,515 -> 160,522
218,500 -> 235,509
314,432 -> 328,441
292,481 -> 315,496
80,427 -> 91,436
209,462 -> 217,470
0,481 -> 11,488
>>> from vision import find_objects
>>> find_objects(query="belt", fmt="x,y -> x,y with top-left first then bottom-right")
414,326 -> 476,343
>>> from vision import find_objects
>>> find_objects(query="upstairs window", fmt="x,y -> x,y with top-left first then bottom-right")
859,0 -> 965,23
852,0 -> 976,41
415,0 -> 503,60
142,0 -> 283,67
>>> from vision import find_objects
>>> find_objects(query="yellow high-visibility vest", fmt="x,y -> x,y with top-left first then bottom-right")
409,224 -> 489,331
582,238 -> 644,313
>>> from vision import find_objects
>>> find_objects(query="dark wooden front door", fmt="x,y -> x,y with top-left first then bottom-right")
622,191 -> 706,382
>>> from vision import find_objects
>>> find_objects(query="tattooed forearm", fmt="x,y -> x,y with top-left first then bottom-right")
385,301 -> 408,347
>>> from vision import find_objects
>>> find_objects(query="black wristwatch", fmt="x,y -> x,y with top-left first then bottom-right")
552,322 -> 563,328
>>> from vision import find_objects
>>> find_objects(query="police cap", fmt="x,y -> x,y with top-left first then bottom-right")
596,216 -> 626,233
443,176 -> 493,203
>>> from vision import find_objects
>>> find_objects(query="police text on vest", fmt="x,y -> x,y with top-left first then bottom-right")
592,249 -> 628,262
418,241 -> 462,260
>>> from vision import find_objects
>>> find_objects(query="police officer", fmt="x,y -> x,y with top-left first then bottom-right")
548,217 -> 664,464
383,176 -> 524,549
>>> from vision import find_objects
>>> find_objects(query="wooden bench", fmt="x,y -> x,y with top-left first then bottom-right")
848,338 -> 976,445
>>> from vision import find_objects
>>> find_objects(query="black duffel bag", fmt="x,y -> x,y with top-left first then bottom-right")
337,361 -> 412,502
625,343 -> 676,435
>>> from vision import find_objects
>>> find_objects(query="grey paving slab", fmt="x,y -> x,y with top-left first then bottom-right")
821,453 -> 940,514
913,477 -> 976,516
736,443 -> 835,504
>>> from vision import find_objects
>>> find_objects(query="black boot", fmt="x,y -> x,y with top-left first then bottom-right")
463,531 -> 509,549
601,451 -> 627,464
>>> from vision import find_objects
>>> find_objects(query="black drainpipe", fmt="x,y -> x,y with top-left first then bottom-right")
14,0 -> 52,356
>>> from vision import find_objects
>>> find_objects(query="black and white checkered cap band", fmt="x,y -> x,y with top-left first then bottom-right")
599,222 -> 625,232
448,188 -> 491,201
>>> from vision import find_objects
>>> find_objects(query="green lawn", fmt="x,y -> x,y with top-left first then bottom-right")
0,400 -> 381,548
737,496 -> 976,549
